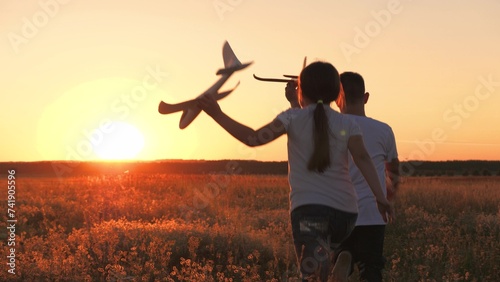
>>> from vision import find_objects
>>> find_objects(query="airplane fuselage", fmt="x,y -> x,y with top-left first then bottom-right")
178,72 -> 233,129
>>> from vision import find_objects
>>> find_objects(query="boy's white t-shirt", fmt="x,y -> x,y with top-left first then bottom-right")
346,115 -> 398,226
277,105 -> 362,214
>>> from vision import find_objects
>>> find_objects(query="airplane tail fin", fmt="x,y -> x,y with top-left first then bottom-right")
222,41 -> 241,69
216,41 -> 252,75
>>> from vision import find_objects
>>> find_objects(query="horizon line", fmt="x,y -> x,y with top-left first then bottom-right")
1,159 -> 500,163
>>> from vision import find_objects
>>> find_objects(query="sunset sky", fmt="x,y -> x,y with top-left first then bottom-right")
1,0 -> 500,162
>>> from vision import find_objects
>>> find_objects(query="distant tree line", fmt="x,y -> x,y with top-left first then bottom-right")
400,160 -> 500,177
0,160 -> 499,178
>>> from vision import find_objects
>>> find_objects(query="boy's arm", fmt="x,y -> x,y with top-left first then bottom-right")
198,94 -> 285,147
386,158 -> 400,201
348,135 -> 394,223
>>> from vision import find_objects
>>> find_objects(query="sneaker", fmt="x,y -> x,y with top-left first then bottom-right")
330,251 -> 352,282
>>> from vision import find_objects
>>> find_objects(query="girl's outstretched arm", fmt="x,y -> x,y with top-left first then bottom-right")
197,94 -> 286,147
348,135 -> 395,223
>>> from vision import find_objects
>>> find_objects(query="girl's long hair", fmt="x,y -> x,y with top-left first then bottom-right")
298,62 -> 340,173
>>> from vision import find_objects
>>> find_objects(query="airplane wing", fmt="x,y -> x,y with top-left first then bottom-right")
158,81 -> 240,115
216,62 -> 252,75
214,81 -> 239,100
253,57 -> 306,83
158,100 -> 197,115
253,74 -> 291,83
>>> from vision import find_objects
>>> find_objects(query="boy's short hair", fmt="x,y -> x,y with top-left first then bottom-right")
340,72 -> 365,104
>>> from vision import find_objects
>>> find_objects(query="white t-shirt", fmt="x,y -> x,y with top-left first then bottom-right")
346,115 -> 398,226
277,105 -> 362,214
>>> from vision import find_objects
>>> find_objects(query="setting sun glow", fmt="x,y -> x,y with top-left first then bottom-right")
92,121 -> 145,160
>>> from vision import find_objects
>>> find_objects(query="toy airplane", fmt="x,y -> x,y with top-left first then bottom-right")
253,74 -> 297,83
252,57 -> 306,83
158,41 -> 252,129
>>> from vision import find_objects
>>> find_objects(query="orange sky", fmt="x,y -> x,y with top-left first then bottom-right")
1,0 -> 500,162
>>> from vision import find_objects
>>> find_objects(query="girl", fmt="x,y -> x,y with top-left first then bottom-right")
198,61 -> 393,282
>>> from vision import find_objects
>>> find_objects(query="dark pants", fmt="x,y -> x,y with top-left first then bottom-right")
291,204 -> 357,281
338,225 -> 386,282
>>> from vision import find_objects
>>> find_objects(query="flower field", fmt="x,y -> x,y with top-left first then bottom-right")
1,172 -> 499,281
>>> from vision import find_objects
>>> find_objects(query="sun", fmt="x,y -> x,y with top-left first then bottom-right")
92,121 -> 145,160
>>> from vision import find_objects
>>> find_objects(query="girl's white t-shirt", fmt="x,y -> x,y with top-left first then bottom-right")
276,105 -> 362,214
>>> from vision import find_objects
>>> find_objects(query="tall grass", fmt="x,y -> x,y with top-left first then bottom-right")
384,177 -> 500,281
1,174 -> 498,281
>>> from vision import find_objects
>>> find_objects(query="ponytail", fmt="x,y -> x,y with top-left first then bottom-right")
308,101 -> 330,173
299,61 -> 340,173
